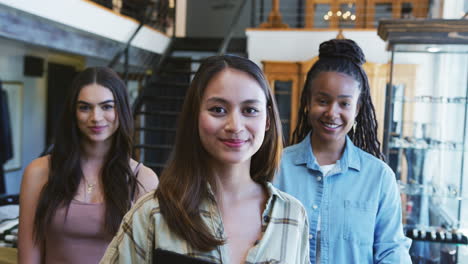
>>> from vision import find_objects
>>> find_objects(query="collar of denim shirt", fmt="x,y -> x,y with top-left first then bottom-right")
292,132 -> 361,174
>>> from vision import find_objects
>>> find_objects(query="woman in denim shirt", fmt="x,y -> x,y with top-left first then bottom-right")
274,39 -> 412,263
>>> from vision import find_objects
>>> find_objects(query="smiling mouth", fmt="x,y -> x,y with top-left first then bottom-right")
89,126 -> 107,133
220,139 -> 247,148
321,122 -> 341,129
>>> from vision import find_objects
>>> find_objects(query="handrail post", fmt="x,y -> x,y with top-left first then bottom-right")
259,0 -> 288,28
218,0 -> 248,55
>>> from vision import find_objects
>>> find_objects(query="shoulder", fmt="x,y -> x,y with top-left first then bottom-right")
130,160 -> 159,194
355,148 -> 394,177
279,143 -> 304,167
22,155 -> 50,187
352,148 -> 398,194
125,190 -> 159,220
20,156 -> 50,205
282,142 -> 304,157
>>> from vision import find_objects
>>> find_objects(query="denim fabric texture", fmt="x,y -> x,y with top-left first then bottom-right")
274,133 -> 412,264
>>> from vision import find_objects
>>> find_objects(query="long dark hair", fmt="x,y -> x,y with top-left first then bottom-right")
291,39 -> 384,160
34,67 -> 137,241
156,55 -> 283,251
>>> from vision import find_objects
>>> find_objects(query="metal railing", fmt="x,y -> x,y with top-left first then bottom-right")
101,0 -> 174,85
252,0 -> 431,29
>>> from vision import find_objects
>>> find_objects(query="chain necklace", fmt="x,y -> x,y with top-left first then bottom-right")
84,178 -> 96,194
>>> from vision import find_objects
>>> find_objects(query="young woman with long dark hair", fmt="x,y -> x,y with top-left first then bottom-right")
274,39 -> 411,263
18,67 -> 158,264
101,55 -> 309,263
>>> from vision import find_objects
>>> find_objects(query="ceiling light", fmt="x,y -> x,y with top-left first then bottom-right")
426,47 -> 441,53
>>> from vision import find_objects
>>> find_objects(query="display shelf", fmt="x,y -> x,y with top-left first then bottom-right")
379,19 -> 468,263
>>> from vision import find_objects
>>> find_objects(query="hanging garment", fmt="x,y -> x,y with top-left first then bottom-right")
0,83 -> 13,194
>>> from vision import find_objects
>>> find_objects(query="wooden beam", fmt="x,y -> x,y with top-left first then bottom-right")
260,0 -> 289,28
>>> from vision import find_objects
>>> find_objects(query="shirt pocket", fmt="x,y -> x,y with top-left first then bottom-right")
343,200 -> 377,245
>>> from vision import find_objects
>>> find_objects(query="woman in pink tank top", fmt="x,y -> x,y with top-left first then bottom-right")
18,67 -> 159,264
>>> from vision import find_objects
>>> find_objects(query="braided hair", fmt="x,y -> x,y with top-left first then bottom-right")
291,39 -> 385,160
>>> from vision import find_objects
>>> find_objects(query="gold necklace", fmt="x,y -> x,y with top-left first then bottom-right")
84,178 -> 96,194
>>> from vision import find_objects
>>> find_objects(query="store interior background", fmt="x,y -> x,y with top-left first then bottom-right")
0,0 -> 467,262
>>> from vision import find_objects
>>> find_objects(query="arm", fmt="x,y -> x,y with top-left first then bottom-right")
373,169 -> 412,264
298,207 -> 311,264
134,165 -> 159,201
100,193 -> 155,264
18,157 -> 49,264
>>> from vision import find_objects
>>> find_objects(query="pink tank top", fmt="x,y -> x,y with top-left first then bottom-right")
44,200 -> 113,264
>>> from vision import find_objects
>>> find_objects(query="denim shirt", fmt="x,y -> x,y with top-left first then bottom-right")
274,134 -> 412,263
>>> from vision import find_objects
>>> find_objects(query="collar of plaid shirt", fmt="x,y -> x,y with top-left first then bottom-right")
100,182 -> 310,264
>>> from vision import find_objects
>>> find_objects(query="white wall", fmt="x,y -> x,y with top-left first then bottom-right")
0,39 -> 85,194
0,0 -> 170,54
246,29 -> 389,66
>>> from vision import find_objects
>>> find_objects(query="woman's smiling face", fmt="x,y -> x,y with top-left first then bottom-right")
198,68 -> 269,167
307,71 -> 360,147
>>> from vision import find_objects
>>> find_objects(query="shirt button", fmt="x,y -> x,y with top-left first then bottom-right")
317,176 -> 322,181
312,205 -> 318,210
309,234 -> 313,239
263,215 -> 270,222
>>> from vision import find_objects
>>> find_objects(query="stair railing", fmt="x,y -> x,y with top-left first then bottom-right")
108,5 -> 155,82
218,0 -> 249,55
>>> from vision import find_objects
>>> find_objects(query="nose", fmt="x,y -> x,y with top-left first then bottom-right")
91,107 -> 104,122
225,112 -> 243,133
324,103 -> 339,119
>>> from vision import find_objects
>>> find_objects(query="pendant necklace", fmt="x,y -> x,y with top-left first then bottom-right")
85,179 -> 96,194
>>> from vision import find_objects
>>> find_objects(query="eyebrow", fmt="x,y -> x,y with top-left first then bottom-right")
77,100 -> 115,105
315,92 -> 354,99
206,97 -> 262,104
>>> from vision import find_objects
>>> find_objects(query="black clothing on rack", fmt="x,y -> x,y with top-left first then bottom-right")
0,82 -> 13,194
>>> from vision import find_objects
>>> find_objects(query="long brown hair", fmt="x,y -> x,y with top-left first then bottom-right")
34,67 -> 137,241
291,39 -> 385,160
156,55 -> 283,251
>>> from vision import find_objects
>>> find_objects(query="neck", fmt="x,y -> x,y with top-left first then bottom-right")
212,162 -> 262,204
310,133 -> 346,165
80,139 -> 112,163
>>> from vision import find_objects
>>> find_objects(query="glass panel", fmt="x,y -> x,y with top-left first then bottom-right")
314,4 -> 331,28
274,81 -> 292,144
389,43 -> 468,262
374,3 -> 393,27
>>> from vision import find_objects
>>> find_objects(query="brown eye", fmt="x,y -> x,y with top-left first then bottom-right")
102,104 -> 114,110
78,105 -> 90,111
209,106 -> 226,115
243,107 -> 259,115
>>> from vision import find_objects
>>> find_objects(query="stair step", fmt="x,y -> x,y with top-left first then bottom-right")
134,144 -> 173,150
135,127 -> 177,132
139,95 -> 184,101
145,162 -> 166,168
135,110 -> 179,116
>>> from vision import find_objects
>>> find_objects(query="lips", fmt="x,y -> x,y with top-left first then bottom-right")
220,139 -> 247,148
89,126 -> 107,133
321,121 -> 341,130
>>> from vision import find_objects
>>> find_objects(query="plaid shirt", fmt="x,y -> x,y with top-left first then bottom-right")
100,182 -> 310,264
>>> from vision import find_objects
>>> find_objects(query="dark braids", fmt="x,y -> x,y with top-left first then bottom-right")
291,39 -> 385,161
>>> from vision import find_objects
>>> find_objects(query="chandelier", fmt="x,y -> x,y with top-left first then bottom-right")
323,3 -> 356,21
